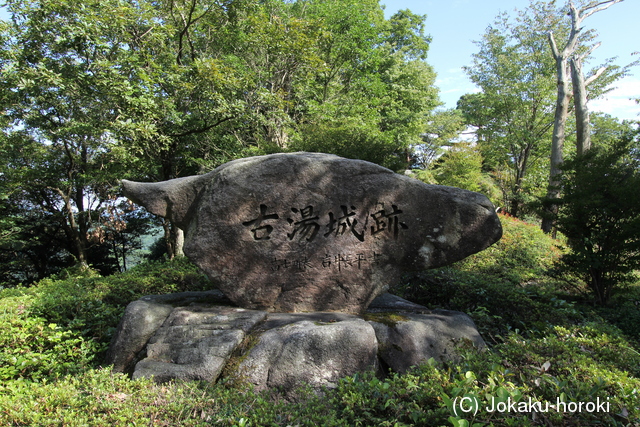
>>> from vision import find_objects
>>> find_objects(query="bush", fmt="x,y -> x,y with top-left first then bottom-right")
0,294 -> 101,382
0,258 -> 213,383
554,133 -> 640,305
457,213 -> 561,283
394,214 -> 576,341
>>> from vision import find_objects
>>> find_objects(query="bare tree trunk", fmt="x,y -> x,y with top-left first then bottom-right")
571,50 -> 607,156
541,0 -> 621,234
571,57 -> 590,156
541,31 -> 573,234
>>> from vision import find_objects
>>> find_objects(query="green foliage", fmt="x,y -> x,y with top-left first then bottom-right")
405,168 -> 437,185
433,143 -> 485,193
458,213 -> 561,283
289,5 -> 439,171
28,258 -> 211,339
1,1 -> 639,425
442,322 -> 640,426
459,1 -> 560,218
394,214 -> 577,341
412,108 -> 466,169
0,258 -> 212,384
0,294 -> 101,382
1,0 -> 443,275
1,235 -> 639,425
590,281 -> 640,338
554,132 -> 640,305
293,120 -> 404,171
429,143 -> 502,203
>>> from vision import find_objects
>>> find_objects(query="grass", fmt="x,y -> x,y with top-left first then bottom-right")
0,214 -> 639,426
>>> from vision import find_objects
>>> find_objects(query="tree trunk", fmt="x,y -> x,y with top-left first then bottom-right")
541,0 -> 621,234
571,57 -> 591,156
162,219 -> 185,260
542,34 -> 571,234
56,188 -> 90,268
175,227 -> 185,257
571,51 -> 607,156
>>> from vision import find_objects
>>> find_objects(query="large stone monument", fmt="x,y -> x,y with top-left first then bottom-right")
121,152 -> 502,314
107,152 -> 502,393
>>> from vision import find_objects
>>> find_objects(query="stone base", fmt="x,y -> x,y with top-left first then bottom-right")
105,291 -> 485,395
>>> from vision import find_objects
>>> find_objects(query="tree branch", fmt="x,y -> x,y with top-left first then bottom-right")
548,31 -> 560,59
166,116 -> 234,138
578,41 -> 601,62
581,0 -> 624,21
585,65 -> 607,87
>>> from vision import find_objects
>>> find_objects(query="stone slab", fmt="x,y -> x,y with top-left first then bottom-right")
107,292 -> 486,394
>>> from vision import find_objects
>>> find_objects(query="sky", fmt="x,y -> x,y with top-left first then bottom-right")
1,1 -> 638,121
381,0 -> 640,121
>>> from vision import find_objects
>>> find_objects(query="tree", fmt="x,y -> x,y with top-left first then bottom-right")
461,2 -> 561,218
0,0 -> 136,267
463,0 -> 628,222
290,7 -> 440,170
1,0 -> 251,263
410,108 -> 465,170
432,143 -> 483,193
555,130 -> 640,305
1,0 -> 442,276
541,0 -> 625,233
114,0 -> 255,257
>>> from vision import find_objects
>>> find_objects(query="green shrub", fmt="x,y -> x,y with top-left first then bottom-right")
331,362 -> 450,426
457,213 -> 561,283
590,282 -> 640,339
28,257 -> 212,343
1,237 -> 638,427
554,134 -> 640,305
0,294 -> 101,382
397,268 -> 583,343
0,258 -> 213,383
393,213 -> 578,341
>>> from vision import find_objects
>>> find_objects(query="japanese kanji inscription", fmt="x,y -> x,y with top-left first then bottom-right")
243,203 -> 408,243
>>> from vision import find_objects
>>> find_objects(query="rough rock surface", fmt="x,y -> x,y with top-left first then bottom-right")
238,316 -> 378,394
106,291 -> 485,394
369,311 -> 485,373
122,153 -> 502,313
105,290 -> 256,376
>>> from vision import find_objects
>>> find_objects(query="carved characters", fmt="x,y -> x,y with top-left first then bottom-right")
244,202 -> 407,243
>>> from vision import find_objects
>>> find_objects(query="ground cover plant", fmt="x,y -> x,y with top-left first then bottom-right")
0,214 -> 639,426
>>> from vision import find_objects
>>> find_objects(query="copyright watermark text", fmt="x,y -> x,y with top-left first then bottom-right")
452,396 -> 610,417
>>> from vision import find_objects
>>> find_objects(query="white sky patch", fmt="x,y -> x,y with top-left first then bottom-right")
589,77 -> 640,121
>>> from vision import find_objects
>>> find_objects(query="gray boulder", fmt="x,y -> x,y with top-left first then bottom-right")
122,153 -> 502,314
106,292 -> 485,395
129,305 -> 267,382
368,311 -> 486,373
237,316 -> 378,395
104,299 -> 173,374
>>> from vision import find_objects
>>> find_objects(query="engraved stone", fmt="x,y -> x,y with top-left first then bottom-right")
122,153 -> 502,313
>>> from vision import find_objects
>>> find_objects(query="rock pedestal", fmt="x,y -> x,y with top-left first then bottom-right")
106,291 -> 485,396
